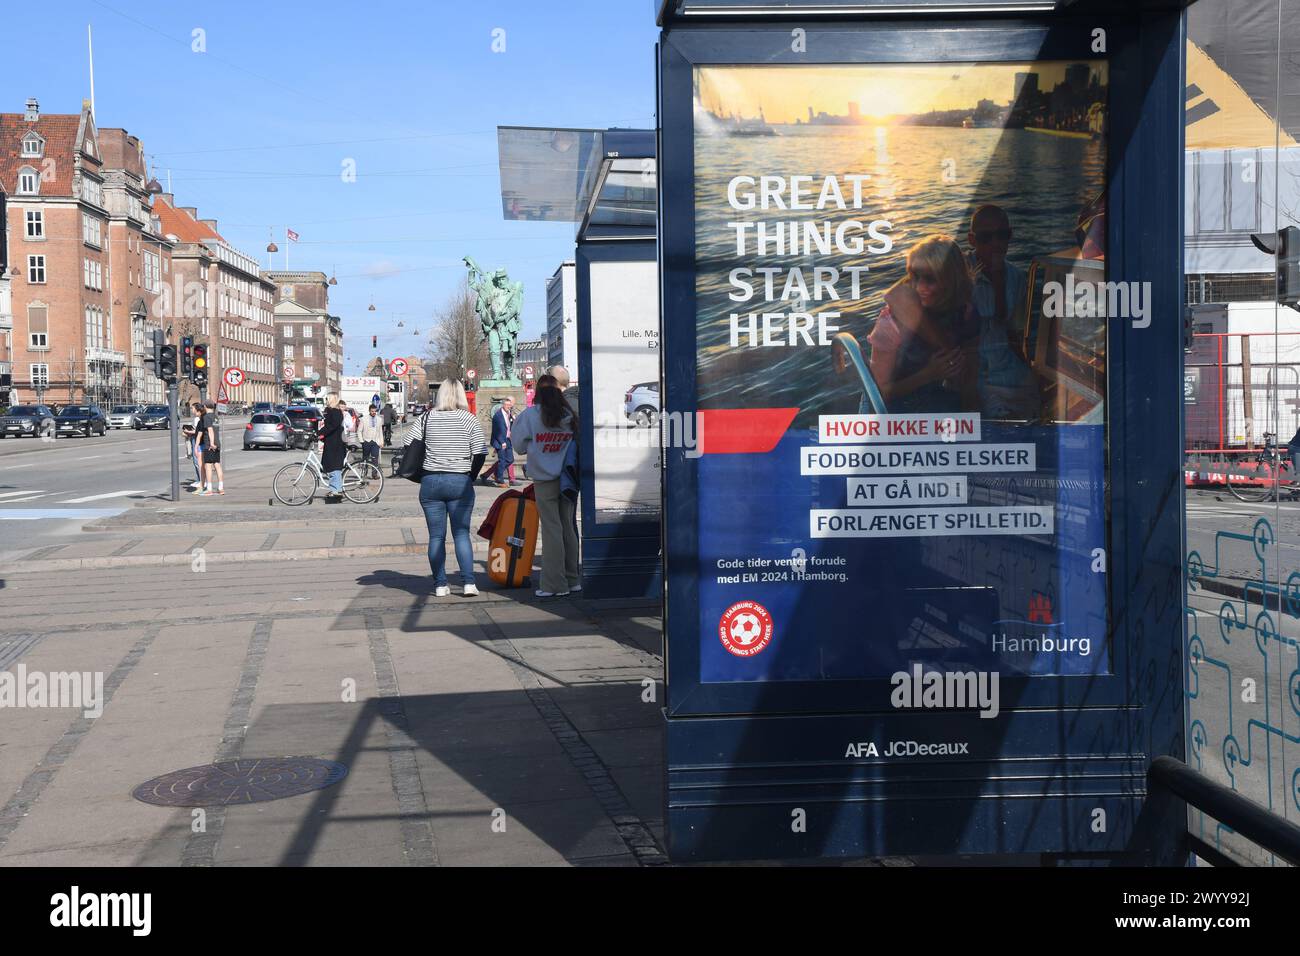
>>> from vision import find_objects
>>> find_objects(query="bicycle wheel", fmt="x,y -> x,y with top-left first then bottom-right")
273,462 -> 319,506
343,462 -> 384,504
1226,455 -> 1275,503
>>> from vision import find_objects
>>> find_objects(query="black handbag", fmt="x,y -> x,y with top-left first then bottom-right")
394,413 -> 430,482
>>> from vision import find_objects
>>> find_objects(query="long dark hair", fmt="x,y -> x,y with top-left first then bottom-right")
534,375 -> 573,429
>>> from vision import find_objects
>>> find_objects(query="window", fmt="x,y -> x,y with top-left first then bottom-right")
283,345 -> 294,359
82,214 -> 102,246
28,304 -> 48,348
24,209 -> 43,238
18,167 -> 39,194
143,252 -> 159,293
303,365 -> 315,377
30,364 -> 49,387
21,133 -> 42,157
82,258 -> 103,290
27,255 -> 46,283
302,344 -> 313,358
80,176 -> 103,207
302,325 -> 311,338
283,324 -> 293,336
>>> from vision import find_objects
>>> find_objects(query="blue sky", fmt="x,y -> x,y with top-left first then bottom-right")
6,0 -> 659,373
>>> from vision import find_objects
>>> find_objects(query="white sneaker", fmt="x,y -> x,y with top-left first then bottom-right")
434,585 -> 450,597
569,584 -> 582,593
534,589 -> 570,598
461,583 -> 479,597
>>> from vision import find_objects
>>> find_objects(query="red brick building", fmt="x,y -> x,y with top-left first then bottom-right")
154,196 -> 277,405
0,99 -> 114,405
266,271 -> 344,393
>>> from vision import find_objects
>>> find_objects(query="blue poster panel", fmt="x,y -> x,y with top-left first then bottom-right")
691,60 -> 1111,685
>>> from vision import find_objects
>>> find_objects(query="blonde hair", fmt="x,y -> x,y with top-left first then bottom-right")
433,378 -> 468,412
904,234 -> 972,315
324,392 -> 340,408
546,365 -> 570,389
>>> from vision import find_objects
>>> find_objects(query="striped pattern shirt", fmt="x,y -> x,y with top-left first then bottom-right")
403,409 -> 487,473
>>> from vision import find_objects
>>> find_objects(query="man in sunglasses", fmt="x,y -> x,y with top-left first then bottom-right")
967,205 -> 1039,420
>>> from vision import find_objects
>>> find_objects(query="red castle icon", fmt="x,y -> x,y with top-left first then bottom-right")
1028,593 -> 1053,624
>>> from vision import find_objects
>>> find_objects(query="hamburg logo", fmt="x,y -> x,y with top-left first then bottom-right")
1028,592 -> 1053,624
719,601 -> 774,657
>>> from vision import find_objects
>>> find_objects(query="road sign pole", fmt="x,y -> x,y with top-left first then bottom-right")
168,380 -> 180,502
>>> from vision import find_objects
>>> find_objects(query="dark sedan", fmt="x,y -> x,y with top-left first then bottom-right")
283,406 -> 322,449
0,405 -> 57,439
133,404 -> 171,430
55,405 -> 108,437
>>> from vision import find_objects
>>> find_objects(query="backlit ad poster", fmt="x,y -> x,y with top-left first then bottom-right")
692,61 -> 1109,682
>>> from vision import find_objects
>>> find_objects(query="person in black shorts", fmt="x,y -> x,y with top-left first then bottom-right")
199,400 -> 224,496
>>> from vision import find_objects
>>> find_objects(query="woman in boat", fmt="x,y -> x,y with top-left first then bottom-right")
868,234 -> 980,414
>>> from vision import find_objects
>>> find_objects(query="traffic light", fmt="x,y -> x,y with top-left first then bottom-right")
158,344 -> 178,382
181,336 -> 194,379
1280,225 -> 1300,309
1251,226 -> 1300,308
372,335 -> 377,348
192,343 -> 209,390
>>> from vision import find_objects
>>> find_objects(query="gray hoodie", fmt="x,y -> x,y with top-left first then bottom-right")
511,406 -> 574,481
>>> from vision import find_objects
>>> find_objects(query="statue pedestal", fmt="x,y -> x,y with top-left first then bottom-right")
473,384 -> 528,449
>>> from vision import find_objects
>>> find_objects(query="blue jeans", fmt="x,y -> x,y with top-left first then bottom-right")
419,472 -> 476,586
326,469 -> 343,493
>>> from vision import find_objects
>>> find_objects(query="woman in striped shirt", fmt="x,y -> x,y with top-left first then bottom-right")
404,379 -> 488,596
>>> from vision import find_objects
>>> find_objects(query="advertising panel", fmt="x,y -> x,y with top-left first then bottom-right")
692,60 -> 1110,683
589,258 -> 661,521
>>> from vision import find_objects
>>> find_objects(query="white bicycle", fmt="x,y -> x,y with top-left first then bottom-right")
272,446 -> 384,506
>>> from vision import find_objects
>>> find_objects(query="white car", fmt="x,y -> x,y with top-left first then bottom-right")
623,381 -> 660,427
107,404 -> 144,429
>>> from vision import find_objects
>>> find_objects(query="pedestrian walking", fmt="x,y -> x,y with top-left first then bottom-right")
359,403 -> 383,466
403,379 -> 488,597
184,401 -> 205,491
381,401 -> 396,446
490,397 -> 515,488
318,393 -> 347,504
199,400 -> 224,496
546,364 -> 580,416
512,377 -> 579,597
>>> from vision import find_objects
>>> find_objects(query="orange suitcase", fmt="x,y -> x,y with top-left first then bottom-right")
488,494 -> 539,588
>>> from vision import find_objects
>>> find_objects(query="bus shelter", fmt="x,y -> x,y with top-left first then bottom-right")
657,0 -> 1190,861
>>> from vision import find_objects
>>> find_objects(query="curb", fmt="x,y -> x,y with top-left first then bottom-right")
84,515 -> 428,534
0,542 -> 431,574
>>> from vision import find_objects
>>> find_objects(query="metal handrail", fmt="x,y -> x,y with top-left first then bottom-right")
1148,755 -> 1300,866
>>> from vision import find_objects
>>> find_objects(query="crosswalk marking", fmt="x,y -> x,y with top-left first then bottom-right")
58,490 -> 149,504
0,490 -> 44,499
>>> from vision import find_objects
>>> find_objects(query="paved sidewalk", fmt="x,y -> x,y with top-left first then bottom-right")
0,455 -> 669,866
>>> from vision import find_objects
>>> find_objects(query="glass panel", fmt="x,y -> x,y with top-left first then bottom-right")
1184,0 -> 1298,867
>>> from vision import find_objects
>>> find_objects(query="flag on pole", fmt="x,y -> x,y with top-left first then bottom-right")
286,228 -> 300,242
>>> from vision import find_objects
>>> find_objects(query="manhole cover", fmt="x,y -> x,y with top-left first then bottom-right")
132,757 -> 348,807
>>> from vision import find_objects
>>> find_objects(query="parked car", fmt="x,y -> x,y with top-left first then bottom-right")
251,402 -> 274,415
283,405 -> 323,449
0,404 -> 57,439
133,404 -> 171,430
244,412 -> 293,451
107,404 -> 144,429
623,381 -> 660,427
55,405 -> 108,437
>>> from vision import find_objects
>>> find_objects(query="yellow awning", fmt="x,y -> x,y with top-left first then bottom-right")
1186,41 -> 1295,149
